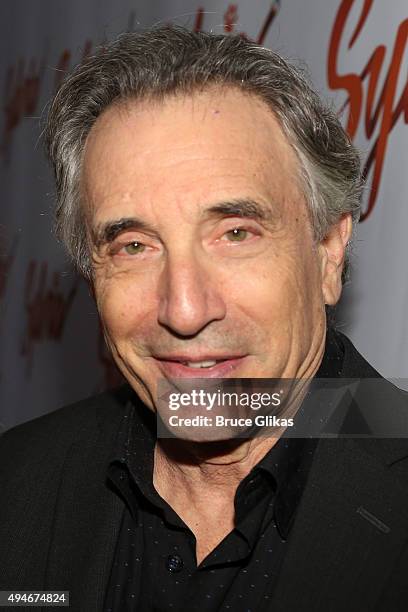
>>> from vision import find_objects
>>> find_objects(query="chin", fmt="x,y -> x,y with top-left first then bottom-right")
156,419 -> 251,443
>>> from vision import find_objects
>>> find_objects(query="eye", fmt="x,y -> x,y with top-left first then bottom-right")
224,228 -> 249,242
123,241 -> 145,255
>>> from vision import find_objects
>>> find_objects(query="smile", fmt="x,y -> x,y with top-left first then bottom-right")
181,360 -> 218,368
153,355 -> 247,378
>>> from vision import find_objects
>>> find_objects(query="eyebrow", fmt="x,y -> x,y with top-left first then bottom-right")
92,217 -> 157,248
92,198 -> 277,248
204,198 -> 278,223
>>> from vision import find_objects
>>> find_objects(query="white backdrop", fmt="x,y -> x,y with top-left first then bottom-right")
1,0 -> 407,430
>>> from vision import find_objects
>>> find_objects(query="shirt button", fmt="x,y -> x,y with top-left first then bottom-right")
166,554 -> 184,573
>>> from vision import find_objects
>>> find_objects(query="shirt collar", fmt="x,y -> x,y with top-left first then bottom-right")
109,397 -> 157,496
108,402 -> 317,543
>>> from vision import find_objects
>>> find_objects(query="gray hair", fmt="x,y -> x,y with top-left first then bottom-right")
45,24 -> 362,279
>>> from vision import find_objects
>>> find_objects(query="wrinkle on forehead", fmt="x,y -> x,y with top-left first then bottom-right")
84,84 -> 298,166
81,86 -> 306,227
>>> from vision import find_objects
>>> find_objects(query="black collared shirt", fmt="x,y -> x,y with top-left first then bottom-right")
104,330 -> 344,612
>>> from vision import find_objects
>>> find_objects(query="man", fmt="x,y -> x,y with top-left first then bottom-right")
0,25 -> 407,612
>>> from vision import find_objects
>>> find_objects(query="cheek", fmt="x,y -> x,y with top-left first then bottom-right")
224,247 -> 323,328
94,276 -> 155,340
223,256 -> 295,315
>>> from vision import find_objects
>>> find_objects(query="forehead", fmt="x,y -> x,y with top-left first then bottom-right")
82,86 -> 304,223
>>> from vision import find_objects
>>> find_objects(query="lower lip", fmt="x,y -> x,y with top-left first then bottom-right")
154,357 -> 247,379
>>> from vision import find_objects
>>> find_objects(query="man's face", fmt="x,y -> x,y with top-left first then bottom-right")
83,87 -> 333,410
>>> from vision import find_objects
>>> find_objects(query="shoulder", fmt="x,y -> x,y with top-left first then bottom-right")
0,384 -> 133,475
333,330 -> 408,464
0,385 -> 135,588
335,330 -> 407,404
334,330 -> 382,378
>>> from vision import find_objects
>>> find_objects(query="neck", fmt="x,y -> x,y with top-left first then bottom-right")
153,436 -> 280,564
154,435 -> 279,500
153,366 -> 317,499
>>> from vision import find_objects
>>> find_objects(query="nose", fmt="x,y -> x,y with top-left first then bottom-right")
157,251 -> 227,336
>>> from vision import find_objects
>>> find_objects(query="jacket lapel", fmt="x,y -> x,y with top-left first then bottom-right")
44,403 -> 126,611
270,437 -> 408,611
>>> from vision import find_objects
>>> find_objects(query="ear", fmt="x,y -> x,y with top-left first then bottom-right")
318,213 -> 353,306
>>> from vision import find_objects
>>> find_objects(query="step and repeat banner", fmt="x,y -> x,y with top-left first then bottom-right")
1,0 -> 407,429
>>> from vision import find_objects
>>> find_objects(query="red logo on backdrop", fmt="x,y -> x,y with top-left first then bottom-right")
2,3 -> 280,158
21,261 -> 79,371
328,0 -> 408,220
0,238 -> 17,301
193,2 -> 280,41
1,57 -> 45,161
18,258 -> 122,386
1,41 -> 92,160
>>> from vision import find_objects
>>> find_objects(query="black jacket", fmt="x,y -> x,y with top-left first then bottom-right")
1,332 -> 408,612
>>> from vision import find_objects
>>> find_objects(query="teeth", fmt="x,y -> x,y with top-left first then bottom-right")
185,360 -> 217,368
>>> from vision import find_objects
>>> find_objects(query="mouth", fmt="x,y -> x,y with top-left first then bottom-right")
153,355 -> 247,378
